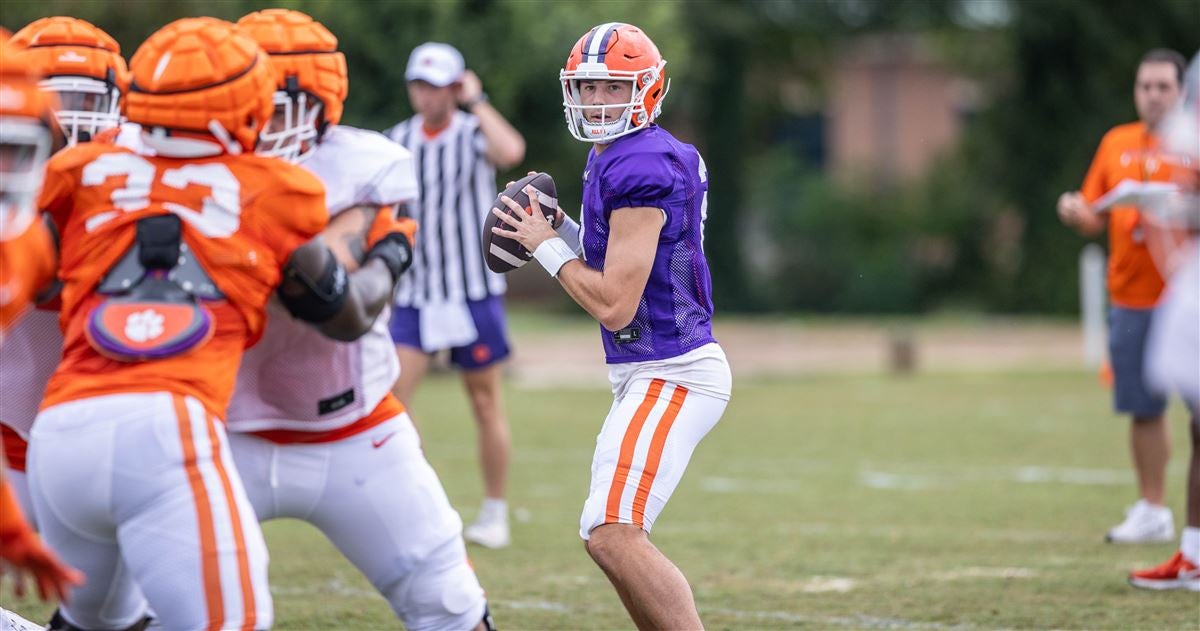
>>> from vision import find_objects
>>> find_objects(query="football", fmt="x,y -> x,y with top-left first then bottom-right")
482,171 -> 559,273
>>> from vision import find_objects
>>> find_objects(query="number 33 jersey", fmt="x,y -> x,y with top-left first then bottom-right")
36,141 -> 329,416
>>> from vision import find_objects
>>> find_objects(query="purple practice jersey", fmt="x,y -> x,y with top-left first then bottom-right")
580,125 -> 716,363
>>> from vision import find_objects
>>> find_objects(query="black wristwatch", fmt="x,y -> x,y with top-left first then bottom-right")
462,92 -> 489,110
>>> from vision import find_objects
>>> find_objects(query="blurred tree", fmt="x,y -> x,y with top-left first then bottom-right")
971,0 -> 1199,312
3,0 -> 1195,314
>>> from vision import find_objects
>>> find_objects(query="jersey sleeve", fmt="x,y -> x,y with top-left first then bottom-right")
36,150 -> 82,233
599,150 -> 677,215
1080,130 -> 1115,204
357,133 -> 419,207
37,143 -> 127,234
252,162 -> 330,264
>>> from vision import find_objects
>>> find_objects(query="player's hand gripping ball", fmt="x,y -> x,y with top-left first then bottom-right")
482,172 -> 558,273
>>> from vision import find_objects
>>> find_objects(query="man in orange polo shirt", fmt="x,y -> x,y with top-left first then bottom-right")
1058,48 -> 1188,544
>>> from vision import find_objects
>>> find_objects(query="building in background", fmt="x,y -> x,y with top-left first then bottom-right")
828,34 -> 982,184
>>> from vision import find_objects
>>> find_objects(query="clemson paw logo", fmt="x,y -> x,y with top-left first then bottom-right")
124,308 -> 166,342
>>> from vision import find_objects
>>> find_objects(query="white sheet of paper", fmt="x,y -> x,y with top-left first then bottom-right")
1093,179 -> 1180,212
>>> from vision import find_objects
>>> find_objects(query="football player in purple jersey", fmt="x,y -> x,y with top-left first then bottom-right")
492,22 -> 732,630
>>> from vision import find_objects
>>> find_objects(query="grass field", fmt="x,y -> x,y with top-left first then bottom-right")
4,323 -> 1198,629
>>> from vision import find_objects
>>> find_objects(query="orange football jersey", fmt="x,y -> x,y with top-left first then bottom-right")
0,218 -> 56,333
37,141 -> 328,415
1080,121 -> 1176,308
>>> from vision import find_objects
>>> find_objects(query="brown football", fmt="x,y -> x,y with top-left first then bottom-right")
482,172 -> 558,273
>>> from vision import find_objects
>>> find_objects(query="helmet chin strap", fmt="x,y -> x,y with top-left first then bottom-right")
207,120 -> 243,155
580,111 -> 630,139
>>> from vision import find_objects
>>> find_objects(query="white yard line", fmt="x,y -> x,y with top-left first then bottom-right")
699,476 -> 803,494
930,567 -> 1037,581
857,465 -> 1132,490
495,600 -> 572,613
706,607 -> 979,629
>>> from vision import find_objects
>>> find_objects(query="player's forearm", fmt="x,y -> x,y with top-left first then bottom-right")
557,262 -> 638,331
316,258 -> 393,341
472,102 -> 525,169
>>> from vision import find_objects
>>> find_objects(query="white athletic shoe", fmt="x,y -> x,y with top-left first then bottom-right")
1106,500 -> 1175,544
2,607 -> 45,631
464,506 -> 511,549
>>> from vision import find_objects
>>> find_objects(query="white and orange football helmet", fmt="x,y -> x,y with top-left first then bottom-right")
560,23 -> 670,143
236,9 -> 348,162
10,17 -> 128,146
0,31 -> 58,243
122,17 -> 275,155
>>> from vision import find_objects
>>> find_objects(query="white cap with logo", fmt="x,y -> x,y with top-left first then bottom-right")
405,42 -> 465,87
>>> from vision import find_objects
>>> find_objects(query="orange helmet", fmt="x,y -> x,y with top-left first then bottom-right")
236,9 -> 348,162
10,17 -> 128,146
1,33 -> 58,242
560,23 -> 670,143
123,17 -> 275,154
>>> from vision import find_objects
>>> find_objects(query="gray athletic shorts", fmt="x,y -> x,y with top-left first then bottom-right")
1109,305 -> 1168,418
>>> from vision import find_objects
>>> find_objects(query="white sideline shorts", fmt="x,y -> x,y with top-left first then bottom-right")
227,413 -> 485,631
580,343 -> 732,540
29,392 -> 271,631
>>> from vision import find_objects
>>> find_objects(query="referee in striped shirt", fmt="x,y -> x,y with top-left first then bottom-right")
384,42 -> 525,549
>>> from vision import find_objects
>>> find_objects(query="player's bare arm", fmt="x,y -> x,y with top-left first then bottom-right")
280,211 -> 414,342
459,70 -> 525,169
492,187 -> 662,330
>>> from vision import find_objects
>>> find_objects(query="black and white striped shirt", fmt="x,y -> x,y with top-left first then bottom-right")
384,111 -> 506,307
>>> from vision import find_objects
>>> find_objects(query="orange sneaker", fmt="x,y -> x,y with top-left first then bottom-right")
1128,551 -> 1200,591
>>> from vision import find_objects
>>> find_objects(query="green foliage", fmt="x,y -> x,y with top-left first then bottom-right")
3,0 -> 1197,314
749,148 -> 997,313
970,0 -> 1200,312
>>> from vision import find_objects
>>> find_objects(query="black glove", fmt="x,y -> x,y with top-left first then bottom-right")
365,232 -> 413,282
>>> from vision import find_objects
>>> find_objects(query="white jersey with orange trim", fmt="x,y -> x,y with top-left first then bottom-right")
226,125 -> 418,435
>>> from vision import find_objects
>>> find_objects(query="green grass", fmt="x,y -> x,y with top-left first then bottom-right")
5,370 -> 1198,629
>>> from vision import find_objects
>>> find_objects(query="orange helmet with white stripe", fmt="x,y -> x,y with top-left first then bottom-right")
0,31 -> 58,242
560,23 -> 670,143
123,17 -> 275,154
236,9 -> 348,162
10,17 -> 128,146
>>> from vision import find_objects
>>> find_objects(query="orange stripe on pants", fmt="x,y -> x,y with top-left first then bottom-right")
173,395 -> 224,631
206,414 -> 256,631
631,385 -> 689,528
605,379 -> 665,524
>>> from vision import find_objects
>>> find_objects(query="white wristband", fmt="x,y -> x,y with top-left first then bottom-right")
555,215 -> 583,254
533,237 -> 579,277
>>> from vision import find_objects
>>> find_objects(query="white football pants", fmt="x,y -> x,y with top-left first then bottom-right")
29,392 -> 271,631
227,413 -> 485,631
580,343 -> 732,539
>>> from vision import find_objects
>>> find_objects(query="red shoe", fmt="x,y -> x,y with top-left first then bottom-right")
1128,551 -> 1200,591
